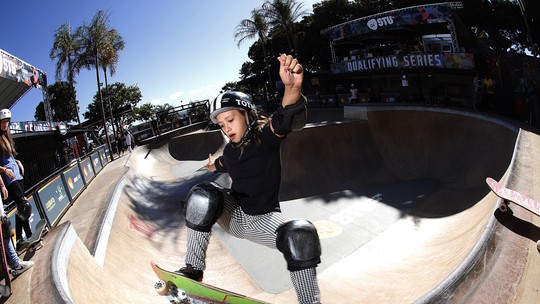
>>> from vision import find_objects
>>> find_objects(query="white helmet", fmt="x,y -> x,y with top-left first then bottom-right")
209,91 -> 257,124
0,109 -> 11,120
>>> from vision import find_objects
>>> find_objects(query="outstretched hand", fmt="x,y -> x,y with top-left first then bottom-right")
204,154 -> 216,172
277,54 -> 303,106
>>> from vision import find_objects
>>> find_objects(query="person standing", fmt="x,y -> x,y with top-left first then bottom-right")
115,131 -> 123,156
483,74 -> 496,111
0,109 -> 33,250
1,177 -> 33,298
176,54 -> 322,303
472,72 -> 483,109
349,84 -> 359,104
124,130 -> 132,153
401,71 -> 409,102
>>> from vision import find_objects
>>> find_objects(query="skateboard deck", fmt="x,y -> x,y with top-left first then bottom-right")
486,177 -> 540,251
17,219 -> 47,253
486,177 -> 540,216
151,262 -> 267,304
0,219 -> 12,298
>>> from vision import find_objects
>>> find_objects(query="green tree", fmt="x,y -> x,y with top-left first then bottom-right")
35,81 -> 78,122
100,28 -> 125,136
34,102 -> 45,121
77,10 -> 122,160
221,81 -> 239,92
235,8 -> 274,92
84,82 -> 142,128
133,102 -> 154,121
262,0 -> 308,56
49,22 -> 83,125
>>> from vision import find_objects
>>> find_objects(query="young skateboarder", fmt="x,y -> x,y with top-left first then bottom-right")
176,54 -> 322,304
0,109 -> 34,250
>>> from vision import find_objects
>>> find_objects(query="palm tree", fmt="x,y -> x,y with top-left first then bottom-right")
262,0 -> 307,56
49,22 -> 82,125
77,10 -> 122,161
100,28 -> 125,136
234,9 -> 275,93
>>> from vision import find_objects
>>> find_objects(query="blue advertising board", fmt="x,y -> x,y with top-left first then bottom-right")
99,147 -> 109,166
63,163 -> 85,201
80,156 -> 95,183
5,195 -> 42,241
90,151 -> 102,173
38,175 -> 71,226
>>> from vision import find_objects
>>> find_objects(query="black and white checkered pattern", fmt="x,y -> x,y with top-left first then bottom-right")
183,190 -> 320,303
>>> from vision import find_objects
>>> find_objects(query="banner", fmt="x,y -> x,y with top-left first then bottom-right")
63,164 -> 85,201
324,4 -> 454,42
331,53 -> 474,73
9,121 -> 54,134
0,49 -> 46,89
38,176 -> 70,225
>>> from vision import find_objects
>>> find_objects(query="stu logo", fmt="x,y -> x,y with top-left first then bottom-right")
367,16 -> 394,30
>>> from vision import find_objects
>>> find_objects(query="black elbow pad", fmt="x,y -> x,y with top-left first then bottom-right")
271,95 -> 307,135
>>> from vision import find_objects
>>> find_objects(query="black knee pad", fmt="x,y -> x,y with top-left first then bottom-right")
183,182 -> 224,232
17,201 -> 32,221
1,216 -> 13,237
276,219 -> 321,271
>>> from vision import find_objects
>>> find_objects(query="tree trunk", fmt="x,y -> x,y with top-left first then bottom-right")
95,53 -> 114,162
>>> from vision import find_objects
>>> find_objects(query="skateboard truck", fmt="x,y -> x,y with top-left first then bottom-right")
154,280 -> 188,304
487,177 -> 540,253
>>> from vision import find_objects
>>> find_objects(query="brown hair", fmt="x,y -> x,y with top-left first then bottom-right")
234,112 -> 270,149
1,131 -> 17,157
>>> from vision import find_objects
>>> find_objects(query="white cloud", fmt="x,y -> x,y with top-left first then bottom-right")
147,80 -> 227,108
150,98 -> 164,105
169,91 -> 185,100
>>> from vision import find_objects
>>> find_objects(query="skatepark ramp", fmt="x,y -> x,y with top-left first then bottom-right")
15,106 -> 540,303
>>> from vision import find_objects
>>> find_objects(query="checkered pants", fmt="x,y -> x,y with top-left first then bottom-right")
184,191 -> 321,304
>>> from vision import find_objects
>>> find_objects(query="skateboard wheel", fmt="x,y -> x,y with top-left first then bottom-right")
154,280 -> 169,296
537,240 -> 540,252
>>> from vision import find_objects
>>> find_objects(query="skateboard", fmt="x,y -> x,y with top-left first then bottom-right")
0,217 -> 12,298
151,262 -> 267,304
486,177 -> 540,251
16,219 -> 47,254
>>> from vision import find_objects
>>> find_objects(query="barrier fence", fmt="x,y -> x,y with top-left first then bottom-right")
4,144 -> 111,239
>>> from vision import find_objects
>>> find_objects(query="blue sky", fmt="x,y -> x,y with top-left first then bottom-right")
2,0 -> 319,122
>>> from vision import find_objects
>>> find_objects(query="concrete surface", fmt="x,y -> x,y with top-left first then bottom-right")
3,106 -> 540,303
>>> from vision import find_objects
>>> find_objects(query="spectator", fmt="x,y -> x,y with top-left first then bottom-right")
472,72 -> 483,109
401,71 -> 409,102
0,109 -> 33,251
483,74 -> 496,111
349,84 -> 359,104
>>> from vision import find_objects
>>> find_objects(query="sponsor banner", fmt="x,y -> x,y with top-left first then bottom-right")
133,128 -> 154,143
80,156 -> 95,183
9,121 -> 54,134
63,164 -> 85,200
99,147 -> 109,165
327,4 -> 453,41
5,195 -> 42,240
90,151 -> 102,173
158,122 -> 174,133
331,53 -> 474,73
38,176 -> 70,225
0,49 -> 46,88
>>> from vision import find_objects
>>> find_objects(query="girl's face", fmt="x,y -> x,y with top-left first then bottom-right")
215,109 -> 248,143
0,119 -> 9,131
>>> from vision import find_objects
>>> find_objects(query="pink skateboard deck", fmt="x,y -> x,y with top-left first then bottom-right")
486,177 -> 540,251
486,177 -> 540,216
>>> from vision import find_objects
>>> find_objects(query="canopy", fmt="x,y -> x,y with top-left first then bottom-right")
321,2 -> 460,42
0,49 -> 47,110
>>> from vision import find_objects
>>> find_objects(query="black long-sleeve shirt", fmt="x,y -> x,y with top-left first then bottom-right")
214,125 -> 283,215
